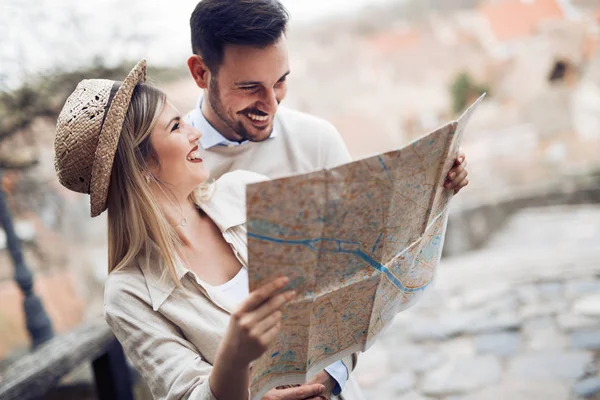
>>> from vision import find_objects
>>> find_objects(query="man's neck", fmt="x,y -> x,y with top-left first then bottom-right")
200,93 -> 244,143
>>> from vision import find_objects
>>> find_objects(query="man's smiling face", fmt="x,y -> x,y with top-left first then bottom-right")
204,36 -> 290,143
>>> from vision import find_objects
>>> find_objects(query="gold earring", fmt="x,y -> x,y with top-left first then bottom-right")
145,174 -> 151,184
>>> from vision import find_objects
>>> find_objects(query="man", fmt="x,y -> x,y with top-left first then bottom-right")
185,1 -> 469,399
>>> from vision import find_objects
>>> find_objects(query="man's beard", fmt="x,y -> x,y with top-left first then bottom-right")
208,79 -> 273,142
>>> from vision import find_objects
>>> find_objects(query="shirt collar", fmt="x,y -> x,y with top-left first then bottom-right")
139,238 -> 248,313
188,95 -> 278,150
138,242 -> 188,311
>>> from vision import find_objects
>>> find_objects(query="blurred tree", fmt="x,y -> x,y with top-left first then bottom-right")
450,71 -> 490,114
0,4 -> 55,342
0,1 -> 133,351
0,0 -> 181,353
0,60 -> 144,348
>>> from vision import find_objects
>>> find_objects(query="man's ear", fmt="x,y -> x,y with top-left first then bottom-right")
187,55 -> 210,89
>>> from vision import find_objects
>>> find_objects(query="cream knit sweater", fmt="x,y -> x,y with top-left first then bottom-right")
196,106 -> 352,181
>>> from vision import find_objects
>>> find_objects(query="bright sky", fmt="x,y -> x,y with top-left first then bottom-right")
1,0 -> 396,89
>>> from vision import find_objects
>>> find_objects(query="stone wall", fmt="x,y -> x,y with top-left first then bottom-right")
443,174 -> 600,257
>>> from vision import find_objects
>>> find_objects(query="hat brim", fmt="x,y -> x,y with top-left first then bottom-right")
89,59 -> 147,217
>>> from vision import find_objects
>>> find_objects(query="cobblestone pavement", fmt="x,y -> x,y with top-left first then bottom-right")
353,205 -> 600,400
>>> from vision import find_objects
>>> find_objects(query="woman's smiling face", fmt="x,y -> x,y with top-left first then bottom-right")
147,101 -> 208,192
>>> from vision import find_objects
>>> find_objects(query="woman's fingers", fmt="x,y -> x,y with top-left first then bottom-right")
249,289 -> 296,324
251,310 -> 283,336
238,290 -> 295,338
259,321 -> 281,348
238,276 -> 289,313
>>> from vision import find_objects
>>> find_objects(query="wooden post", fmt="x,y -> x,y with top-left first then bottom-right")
0,169 -> 54,348
92,338 -> 134,400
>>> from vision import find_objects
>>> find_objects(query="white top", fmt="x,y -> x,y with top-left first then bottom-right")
203,267 -> 249,312
202,265 -> 349,394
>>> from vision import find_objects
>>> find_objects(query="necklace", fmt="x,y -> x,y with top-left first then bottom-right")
170,200 -> 188,228
154,181 -> 189,227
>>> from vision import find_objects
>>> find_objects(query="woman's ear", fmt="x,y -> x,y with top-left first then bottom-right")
187,55 -> 210,89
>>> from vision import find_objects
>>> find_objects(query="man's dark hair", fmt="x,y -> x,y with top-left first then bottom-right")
190,0 -> 290,73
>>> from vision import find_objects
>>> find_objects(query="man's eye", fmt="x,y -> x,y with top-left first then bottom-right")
241,86 -> 257,92
171,122 -> 180,132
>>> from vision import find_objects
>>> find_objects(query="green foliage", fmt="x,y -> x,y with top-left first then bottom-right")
450,71 -> 490,114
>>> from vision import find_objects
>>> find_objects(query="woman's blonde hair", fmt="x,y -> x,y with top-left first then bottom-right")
105,83 -> 209,285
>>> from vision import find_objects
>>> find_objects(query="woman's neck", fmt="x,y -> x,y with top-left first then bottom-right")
150,185 -> 199,236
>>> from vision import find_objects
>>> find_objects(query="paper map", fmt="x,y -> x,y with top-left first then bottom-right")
246,95 -> 485,399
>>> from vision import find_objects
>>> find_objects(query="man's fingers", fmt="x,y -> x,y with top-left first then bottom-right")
239,276 -> 289,313
275,383 -> 325,399
292,383 -> 325,399
445,162 -> 468,189
452,170 -> 468,187
449,162 -> 465,179
455,178 -> 469,194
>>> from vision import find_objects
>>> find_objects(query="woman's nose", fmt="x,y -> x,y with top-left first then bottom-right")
188,127 -> 202,142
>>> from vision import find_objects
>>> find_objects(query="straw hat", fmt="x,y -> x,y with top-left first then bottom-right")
54,59 -> 147,217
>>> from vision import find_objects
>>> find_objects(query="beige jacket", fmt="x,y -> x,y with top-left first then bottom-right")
104,171 -> 363,400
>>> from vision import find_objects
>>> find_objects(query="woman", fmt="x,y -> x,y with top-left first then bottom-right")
54,60 -> 331,399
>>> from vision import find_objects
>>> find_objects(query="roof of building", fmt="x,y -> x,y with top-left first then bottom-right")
479,0 -> 565,43
364,28 -> 422,55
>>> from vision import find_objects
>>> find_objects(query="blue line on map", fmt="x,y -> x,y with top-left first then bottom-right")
248,233 -> 430,293
371,232 -> 383,254
378,156 -> 393,182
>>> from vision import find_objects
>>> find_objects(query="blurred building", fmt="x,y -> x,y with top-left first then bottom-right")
285,0 -> 600,200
